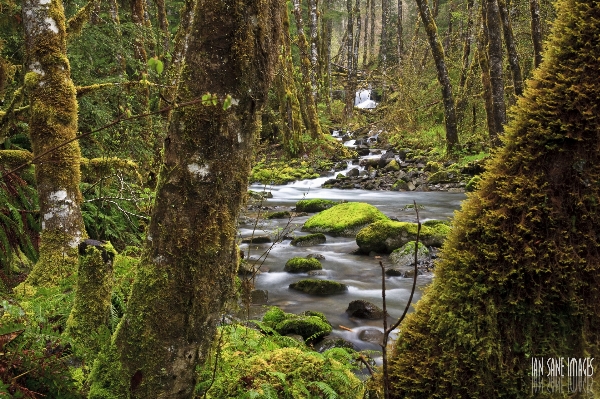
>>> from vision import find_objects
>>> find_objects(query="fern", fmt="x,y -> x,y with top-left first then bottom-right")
307,381 -> 339,399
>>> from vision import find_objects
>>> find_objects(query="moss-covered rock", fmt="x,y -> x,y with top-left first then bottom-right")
346,300 -> 387,319
284,257 -> 322,273
262,306 -> 288,325
289,279 -> 348,295
389,241 -> 429,266
275,316 -> 332,340
427,170 -> 460,184
384,159 -> 400,171
290,233 -> 326,247
295,199 -> 337,213
356,220 -> 448,254
302,202 -> 389,237
265,210 -> 291,219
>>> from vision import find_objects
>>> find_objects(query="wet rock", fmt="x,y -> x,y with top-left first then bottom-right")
385,268 -> 404,276
358,328 -> 384,345
289,279 -> 348,295
346,167 -> 360,177
295,199 -> 338,213
389,241 -> 429,266
346,300 -> 387,319
291,233 -> 327,247
241,235 -> 271,244
306,253 -> 326,260
378,150 -> 396,168
265,210 -> 291,219
315,336 -> 357,352
284,257 -> 322,273
250,289 -> 268,304
302,202 -> 388,237
403,269 -> 424,278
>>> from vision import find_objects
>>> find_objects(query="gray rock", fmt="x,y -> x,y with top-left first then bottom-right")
358,328 -> 384,345
241,235 -> 271,244
346,300 -> 387,319
250,289 -> 269,304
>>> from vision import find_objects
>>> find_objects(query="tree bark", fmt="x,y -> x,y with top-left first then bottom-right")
397,0 -> 403,63
486,0 -> 507,144
22,0 -> 87,286
345,0 -> 355,120
478,10 -> 496,140
530,0 -> 543,68
362,0 -> 370,66
414,0 -> 458,152
308,0 -> 318,94
293,0 -> 323,138
498,0 -> 523,97
369,0 -> 375,62
87,0 -> 282,396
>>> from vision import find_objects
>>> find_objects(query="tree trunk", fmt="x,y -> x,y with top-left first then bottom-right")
319,0 -> 333,110
458,0 -> 474,90
293,0 -> 323,138
22,0 -> 87,286
87,0 -> 282,396
486,0 -> 507,144
380,0 -> 391,66
477,10 -> 496,140
362,0 -> 370,66
530,0 -> 543,68
345,0 -> 355,120
154,0 -> 170,59
498,0 -> 523,97
397,0 -> 403,63
414,0 -> 458,152
308,0 -> 318,94
369,0 -> 375,62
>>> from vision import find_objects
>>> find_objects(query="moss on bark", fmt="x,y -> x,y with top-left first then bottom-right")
388,0 -> 600,396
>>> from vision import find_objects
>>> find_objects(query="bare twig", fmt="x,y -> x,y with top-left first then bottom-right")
381,200 -> 421,399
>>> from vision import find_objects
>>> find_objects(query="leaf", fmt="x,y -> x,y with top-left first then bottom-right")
223,94 -> 232,110
155,59 -> 164,75
147,58 -> 157,68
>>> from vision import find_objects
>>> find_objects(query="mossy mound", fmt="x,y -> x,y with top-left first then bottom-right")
289,279 -> 348,295
302,202 -> 389,237
284,257 -> 322,273
427,170 -> 460,184
290,233 -> 326,247
356,220 -> 447,254
389,2 -> 600,397
389,241 -> 429,266
265,210 -> 291,219
295,199 -> 338,213
250,159 -> 323,184
261,307 -> 332,340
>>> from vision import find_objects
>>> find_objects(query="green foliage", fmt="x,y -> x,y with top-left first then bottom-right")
302,202 -> 389,236
196,325 -> 365,398
284,257 -> 322,273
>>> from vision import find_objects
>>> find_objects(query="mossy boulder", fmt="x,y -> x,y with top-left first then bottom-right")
289,279 -> 348,295
265,210 -> 291,219
290,233 -> 326,247
295,199 -> 338,213
262,306 -> 288,325
427,170 -> 460,184
356,220 -> 448,254
346,300 -> 387,319
389,241 -> 429,266
302,202 -> 389,237
384,159 -> 400,172
284,257 -> 322,273
275,316 -> 332,340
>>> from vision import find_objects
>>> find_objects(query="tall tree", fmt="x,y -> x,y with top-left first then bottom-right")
498,0 -> 524,97
345,0 -> 355,120
362,0 -> 370,66
87,0 -> 282,396
389,0 -> 600,396
308,0 -> 319,93
486,0 -> 507,144
414,0 -> 458,152
397,0 -> 403,63
530,0 -> 543,68
22,0 -> 87,286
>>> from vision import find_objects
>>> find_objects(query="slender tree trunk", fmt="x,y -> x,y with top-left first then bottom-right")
458,0 -> 475,89
486,0 -> 507,143
308,0 -> 319,94
293,0 -> 323,138
414,0 -> 459,152
397,0 -> 403,63
478,9 -> 496,139
498,0 -> 523,97
345,0 -> 355,120
444,1 -> 453,54
530,0 -> 543,68
362,0 -> 370,66
154,0 -> 170,59
320,0 -> 333,110
87,0 -> 282,396
380,0 -> 390,66
22,0 -> 87,286
354,0 -> 361,71
369,0 -> 375,62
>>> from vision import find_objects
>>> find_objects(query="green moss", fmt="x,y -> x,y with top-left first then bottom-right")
392,241 -> 429,256
275,316 -> 332,340
284,256 -> 322,272
465,175 -> 482,192
302,202 -> 389,236
80,157 -> 141,183
427,170 -> 459,184
295,199 -> 337,213
265,210 -> 291,219
289,279 -> 348,295
290,233 -> 326,246
262,306 -> 288,326
384,159 -> 400,171
356,220 -> 448,253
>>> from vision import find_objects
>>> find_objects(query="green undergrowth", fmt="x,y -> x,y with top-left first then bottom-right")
196,324 -> 365,398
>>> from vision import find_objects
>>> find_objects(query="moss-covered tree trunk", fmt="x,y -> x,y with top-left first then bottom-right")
389,0 -> 600,397
22,0 -> 87,286
87,0 -> 281,397
414,0 -> 458,152
498,0 -> 523,98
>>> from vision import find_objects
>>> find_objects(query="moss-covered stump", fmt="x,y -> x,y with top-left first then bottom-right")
388,1 -> 600,397
389,241 -> 429,266
295,199 -> 338,212
290,233 -> 326,247
65,239 -> 116,353
289,279 -> 348,295
302,202 -> 389,237
284,257 -> 322,273
356,220 -> 448,254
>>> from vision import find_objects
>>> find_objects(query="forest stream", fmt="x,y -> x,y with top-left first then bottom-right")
240,159 -> 466,356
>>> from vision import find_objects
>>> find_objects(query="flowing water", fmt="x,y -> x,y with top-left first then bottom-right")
241,163 -> 466,352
